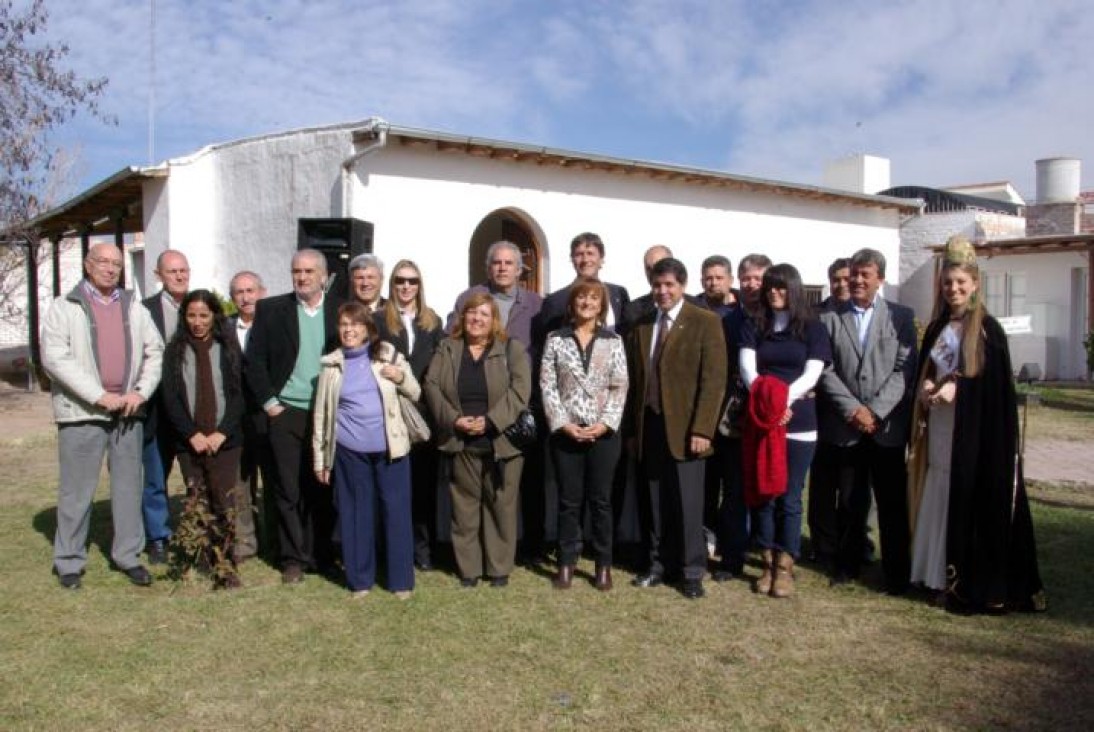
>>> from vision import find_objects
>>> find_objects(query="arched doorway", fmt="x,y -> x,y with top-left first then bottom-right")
467,208 -> 546,294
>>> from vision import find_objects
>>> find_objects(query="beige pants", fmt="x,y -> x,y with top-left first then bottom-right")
449,451 -> 523,580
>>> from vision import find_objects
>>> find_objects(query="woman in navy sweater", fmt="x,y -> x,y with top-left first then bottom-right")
739,264 -> 830,598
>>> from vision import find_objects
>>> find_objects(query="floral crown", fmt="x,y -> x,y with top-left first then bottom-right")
942,235 -> 977,266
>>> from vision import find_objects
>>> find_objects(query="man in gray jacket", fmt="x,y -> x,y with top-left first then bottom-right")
817,248 -> 916,594
42,242 -> 164,589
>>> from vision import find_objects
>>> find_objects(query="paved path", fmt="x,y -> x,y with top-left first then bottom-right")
1023,439 -> 1091,486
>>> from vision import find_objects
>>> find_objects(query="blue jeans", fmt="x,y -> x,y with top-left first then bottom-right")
751,439 -> 815,558
141,436 -> 172,544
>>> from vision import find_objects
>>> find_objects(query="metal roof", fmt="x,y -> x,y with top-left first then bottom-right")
361,122 -> 921,213
20,166 -> 167,241
879,186 -> 1021,216
930,233 -> 1094,256
22,117 -> 920,241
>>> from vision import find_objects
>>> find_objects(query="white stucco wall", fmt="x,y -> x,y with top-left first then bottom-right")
136,128 -> 906,320
980,252 -> 1089,380
350,144 -> 903,315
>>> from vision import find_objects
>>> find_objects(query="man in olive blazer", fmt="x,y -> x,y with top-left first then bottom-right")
817,248 -> 916,594
627,258 -> 726,599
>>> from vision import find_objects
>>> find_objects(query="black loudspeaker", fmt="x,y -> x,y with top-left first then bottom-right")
297,218 -> 374,301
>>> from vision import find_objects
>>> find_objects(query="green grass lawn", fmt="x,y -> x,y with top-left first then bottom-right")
1,427 -> 1092,731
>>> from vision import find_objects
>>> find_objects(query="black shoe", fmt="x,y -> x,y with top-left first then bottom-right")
631,573 -> 663,588
57,572 -> 82,590
123,565 -> 153,587
146,540 -> 167,565
489,576 -> 509,588
415,558 -> 434,572
711,562 -> 743,583
459,577 -> 479,588
281,564 -> 305,584
682,579 -> 705,599
829,571 -> 853,587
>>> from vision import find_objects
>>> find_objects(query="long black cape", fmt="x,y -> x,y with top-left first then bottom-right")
917,314 -> 1044,611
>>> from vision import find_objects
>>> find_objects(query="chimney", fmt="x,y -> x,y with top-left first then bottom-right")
823,154 -> 891,195
1027,158 -> 1081,235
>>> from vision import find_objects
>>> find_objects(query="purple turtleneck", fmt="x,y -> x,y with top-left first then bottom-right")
336,346 -> 387,454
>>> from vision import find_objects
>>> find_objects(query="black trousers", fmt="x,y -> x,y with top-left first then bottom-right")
550,430 -> 620,566
410,443 -> 439,565
267,405 -> 334,571
831,439 -> 910,591
807,441 -> 845,562
240,409 -> 278,559
638,410 -> 707,581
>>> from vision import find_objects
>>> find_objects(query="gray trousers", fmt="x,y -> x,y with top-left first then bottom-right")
54,419 -> 145,575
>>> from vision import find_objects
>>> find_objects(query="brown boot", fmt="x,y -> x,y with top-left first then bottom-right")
755,549 -> 774,595
553,564 -> 574,590
594,564 -> 613,592
771,553 -> 795,598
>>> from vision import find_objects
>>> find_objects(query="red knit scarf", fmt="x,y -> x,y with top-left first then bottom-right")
742,375 -> 789,508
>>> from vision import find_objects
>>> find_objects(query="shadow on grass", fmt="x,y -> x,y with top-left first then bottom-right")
31,494 -> 190,564
911,625 -> 1094,730
1033,505 -> 1094,628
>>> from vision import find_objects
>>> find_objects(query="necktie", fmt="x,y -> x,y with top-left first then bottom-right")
646,313 -> 672,413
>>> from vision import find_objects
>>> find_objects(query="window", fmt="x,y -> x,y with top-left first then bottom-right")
1007,273 -> 1027,317
982,271 -> 1025,317
983,272 -> 1004,316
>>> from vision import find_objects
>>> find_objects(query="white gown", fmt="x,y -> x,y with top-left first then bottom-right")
910,323 -> 961,591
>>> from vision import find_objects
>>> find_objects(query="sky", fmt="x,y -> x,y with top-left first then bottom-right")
33,0 -> 1094,203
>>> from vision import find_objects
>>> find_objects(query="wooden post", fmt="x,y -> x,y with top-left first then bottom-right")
51,236 -> 61,297
25,236 -> 42,390
114,215 -> 126,288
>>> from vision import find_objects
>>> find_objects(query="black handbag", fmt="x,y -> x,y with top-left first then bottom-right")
502,408 -> 538,450
501,339 -> 538,449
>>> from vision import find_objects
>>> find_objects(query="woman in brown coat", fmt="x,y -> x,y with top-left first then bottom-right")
424,292 -> 531,588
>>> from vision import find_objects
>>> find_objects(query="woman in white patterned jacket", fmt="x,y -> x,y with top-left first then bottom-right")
540,278 -> 629,592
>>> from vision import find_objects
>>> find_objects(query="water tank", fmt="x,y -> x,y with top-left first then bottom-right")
1035,157 -> 1081,204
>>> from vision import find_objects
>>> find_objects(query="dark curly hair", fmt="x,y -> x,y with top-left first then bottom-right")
166,289 -> 242,394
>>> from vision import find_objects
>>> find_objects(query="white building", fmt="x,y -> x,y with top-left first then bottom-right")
882,158 -> 1093,381
28,118 -> 915,318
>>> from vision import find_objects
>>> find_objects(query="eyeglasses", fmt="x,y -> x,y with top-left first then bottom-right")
89,257 -> 123,269
394,276 -> 420,286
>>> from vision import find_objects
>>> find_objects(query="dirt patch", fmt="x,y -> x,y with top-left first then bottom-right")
0,383 -> 54,440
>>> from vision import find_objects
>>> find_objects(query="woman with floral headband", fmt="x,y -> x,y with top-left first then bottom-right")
907,235 -> 1044,614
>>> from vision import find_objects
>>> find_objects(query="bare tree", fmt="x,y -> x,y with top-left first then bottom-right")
1,0 -> 111,381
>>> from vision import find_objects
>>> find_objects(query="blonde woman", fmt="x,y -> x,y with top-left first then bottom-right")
907,236 -> 1044,614
375,259 -> 444,571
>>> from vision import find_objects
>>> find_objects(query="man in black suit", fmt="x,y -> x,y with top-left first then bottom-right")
817,248 -> 916,594
228,270 -> 269,562
536,232 -> 631,339
140,249 -> 190,564
244,249 -> 342,583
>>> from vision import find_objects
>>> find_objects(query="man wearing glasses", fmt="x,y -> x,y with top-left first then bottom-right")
42,243 -> 164,589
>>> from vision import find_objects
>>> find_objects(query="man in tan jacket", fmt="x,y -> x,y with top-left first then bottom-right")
627,258 -> 726,599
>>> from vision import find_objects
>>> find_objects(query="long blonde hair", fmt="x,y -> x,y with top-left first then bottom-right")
383,259 -> 440,335
931,261 -> 986,378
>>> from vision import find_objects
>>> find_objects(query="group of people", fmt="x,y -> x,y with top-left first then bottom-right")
42,231 -> 1045,614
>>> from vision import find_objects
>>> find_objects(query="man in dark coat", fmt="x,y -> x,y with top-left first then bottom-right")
628,257 -> 726,599
140,248 -> 190,564
244,249 -> 342,583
